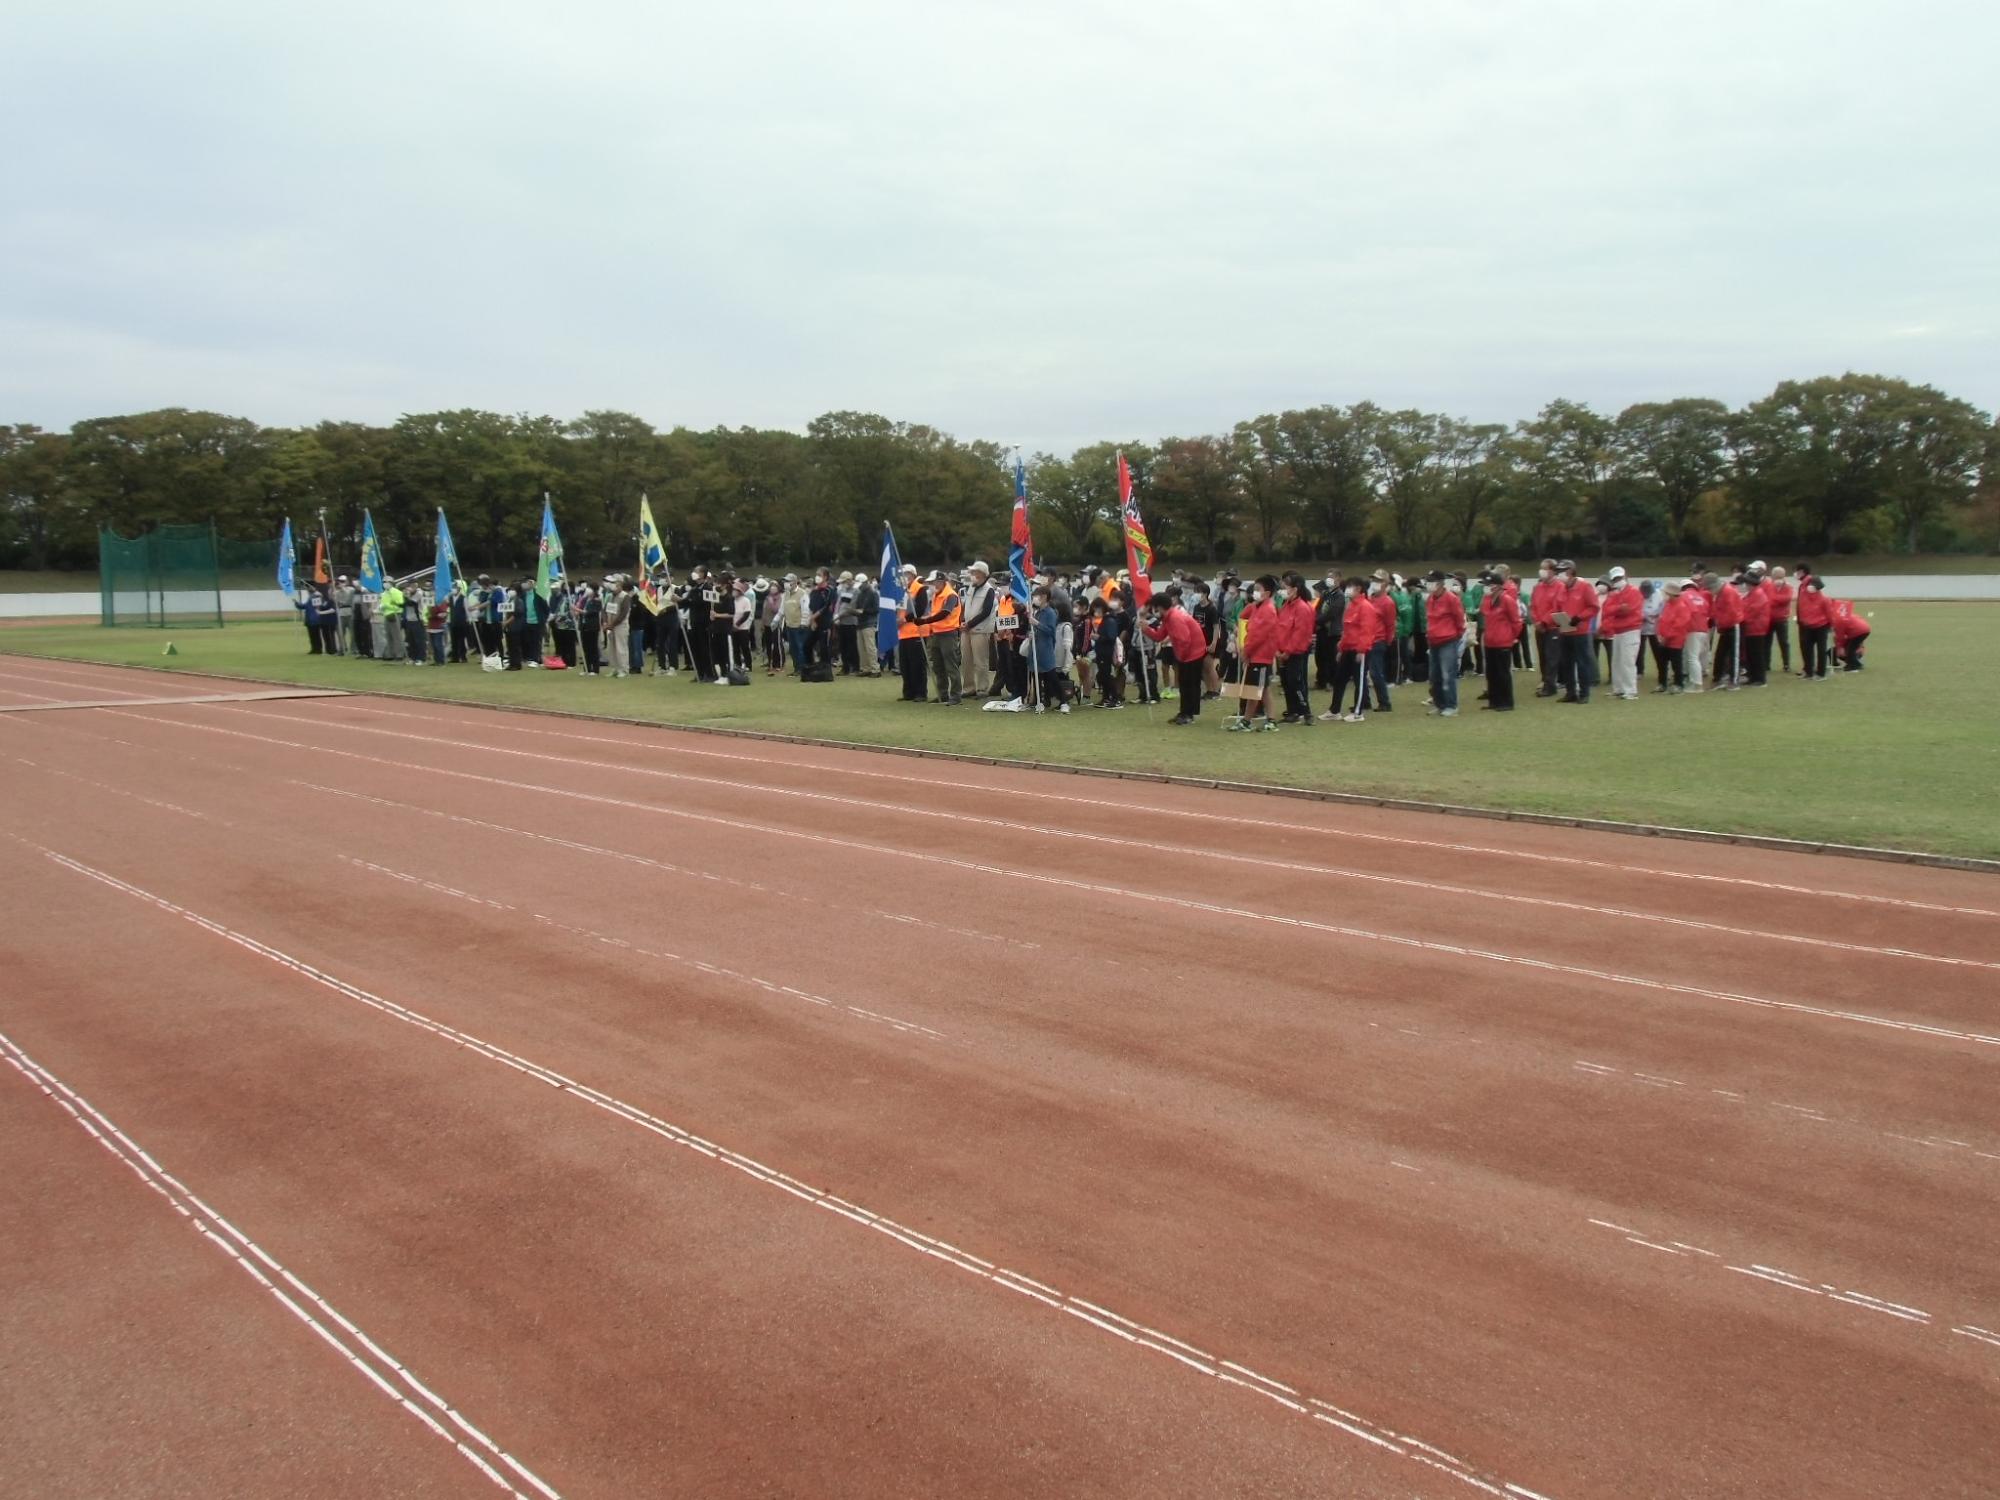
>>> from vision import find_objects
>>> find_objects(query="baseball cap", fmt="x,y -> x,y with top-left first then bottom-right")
1609,565 -> 1626,580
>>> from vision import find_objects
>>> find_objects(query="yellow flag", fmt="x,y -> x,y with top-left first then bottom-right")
637,494 -> 667,613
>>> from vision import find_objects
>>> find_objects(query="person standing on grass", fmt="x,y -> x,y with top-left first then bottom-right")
1679,575 -> 1711,691
379,577 -> 406,663
958,561 -> 997,699
919,570 -> 963,704
807,567 -> 838,670
1740,564 -> 1773,686
1639,580 -> 1667,691
1089,598 -> 1124,708
851,572 -> 881,678
1144,591 -> 1208,725
1600,566 -> 1644,700
1321,577 -> 1377,723
1423,569 -> 1467,716
1274,571 -> 1317,724
1229,575 -> 1280,731
332,574 -> 359,655
1708,570 -> 1744,689
1796,573 -> 1833,679
1360,571 -> 1396,712
295,585 -> 331,654
1478,567 -> 1524,711
896,566 -> 929,701
1530,558 -> 1564,697
1766,566 -> 1796,673
1654,581 -> 1692,693
426,590 -> 448,665
1552,560 -> 1597,704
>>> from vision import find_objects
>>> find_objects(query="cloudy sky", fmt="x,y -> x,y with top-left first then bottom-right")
5,0 -> 1994,451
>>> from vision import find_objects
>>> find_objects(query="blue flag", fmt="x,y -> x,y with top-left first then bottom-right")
877,521 -> 903,660
358,509 -> 386,592
434,508 -> 460,600
534,494 -> 565,602
277,518 -> 297,596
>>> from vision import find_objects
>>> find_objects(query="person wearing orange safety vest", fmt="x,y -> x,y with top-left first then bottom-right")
919,569 -> 963,704
896,564 -> 929,702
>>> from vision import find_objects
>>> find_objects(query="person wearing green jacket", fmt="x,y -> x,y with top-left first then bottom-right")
379,581 -> 406,662
1392,577 -> 1420,685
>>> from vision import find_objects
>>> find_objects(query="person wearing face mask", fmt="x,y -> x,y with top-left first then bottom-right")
1600,566 -> 1644,700
1423,570 -> 1467,716
1361,570 -> 1396,712
1478,565 -> 1525,710
1142,592 -> 1208,725
1550,560 -> 1598,704
1273,571 -> 1317,724
1530,558 -> 1564,697
1709,570 -> 1745,689
1318,577 -> 1379,723
1229,576 -> 1281,730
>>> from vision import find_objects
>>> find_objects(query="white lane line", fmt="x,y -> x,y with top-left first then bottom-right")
4,752 -> 225,824
213,703 -> 2000,973
1571,1061 -> 1999,1169
339,696 -> 2000,922
301,779 -> 1032,955
95,709 -> 2000,1056
1593,1219 -> 1969,1350
0,1033 -> 557,1500
25,840 -> 1552,1500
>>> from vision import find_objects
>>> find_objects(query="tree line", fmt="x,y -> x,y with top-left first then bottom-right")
2,373 -> 1994,576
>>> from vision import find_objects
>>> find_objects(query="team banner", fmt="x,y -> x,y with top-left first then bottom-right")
434,508 -> 461,600
534,493 -> 566,603
1118,451 -> 1153,603
1008,455 -> 1035,604
877,521 -> 904,659
636,493 -> 667,613
357,510 -> 385,592
277,518 -> 297,596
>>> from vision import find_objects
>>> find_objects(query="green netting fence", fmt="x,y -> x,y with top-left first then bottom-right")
99,523 -> 226,627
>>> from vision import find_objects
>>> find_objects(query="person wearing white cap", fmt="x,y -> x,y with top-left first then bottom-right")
834,570 -> 861,675
1600,566 -> 1644,700
961,561 -> 998,698
918,568 -> 963,704
779,573 -> 809,674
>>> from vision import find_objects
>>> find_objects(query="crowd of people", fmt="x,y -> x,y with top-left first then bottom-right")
293,556 -> 1876,730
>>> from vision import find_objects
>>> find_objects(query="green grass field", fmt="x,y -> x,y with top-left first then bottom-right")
5,608 -> 1997,860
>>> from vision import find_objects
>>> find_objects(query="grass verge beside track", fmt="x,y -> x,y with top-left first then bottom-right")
6,605 -> 1998,859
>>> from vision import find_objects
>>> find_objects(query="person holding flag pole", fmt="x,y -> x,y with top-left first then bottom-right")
636,493 -> 688,676
520,492 -> 563,669
358,508 -> 402,661
1009,451 -> 1042,710
1117,452 -> 1158,721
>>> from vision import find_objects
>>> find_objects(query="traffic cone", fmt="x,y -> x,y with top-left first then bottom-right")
162,642 -> 177,656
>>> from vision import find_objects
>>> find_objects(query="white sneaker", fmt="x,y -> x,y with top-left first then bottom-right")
1058,703 -> 1070,714
1343,712 -> 1365,723
1317,710 -> 1340,722
1441,708 -> 1458,717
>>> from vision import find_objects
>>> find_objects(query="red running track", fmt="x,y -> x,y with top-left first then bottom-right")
1,656 -> 1996,1499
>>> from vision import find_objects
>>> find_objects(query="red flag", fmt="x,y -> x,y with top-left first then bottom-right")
1118,452 -> 1153,604
312,535 -> 330,585
1008,456 -> 1035,598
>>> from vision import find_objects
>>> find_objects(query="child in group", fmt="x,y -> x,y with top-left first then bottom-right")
1228,575 -> 1281,731
1320,577 -> 1379,724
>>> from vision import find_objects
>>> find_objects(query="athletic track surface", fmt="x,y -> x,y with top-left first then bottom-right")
1,655 -> 1994,1499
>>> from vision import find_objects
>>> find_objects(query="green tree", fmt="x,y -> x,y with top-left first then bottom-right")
1615,398 -> 1729,547
1150,435 -> 1241,563
0,425 -> 78,569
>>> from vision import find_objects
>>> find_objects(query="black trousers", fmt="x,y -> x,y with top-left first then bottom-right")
1840,636 -> 1866,669
837,623 -> 860,674
1800,624 -> 1830,678
1537,629 -> 1560,692
1176,658 -> 1204,718
1559,634 -> 1593,700
1331,650 -> 1366,714
551,626 -> 576,668
1485,647 -> 1515,709
449,620 -> 471,662
580,626 -> 602,674
304,621 -> 323,654
1278,655 -> 1311,719
1647,636 -> 1673,687
1772,620 -> 1792,671
1714,628 -> 1739,685
1314,637 -> 1337,689
1745,632 -> 1770,685
900,641 -> 928,700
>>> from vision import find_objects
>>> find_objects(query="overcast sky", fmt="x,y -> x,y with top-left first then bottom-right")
5,0 -> 1995,452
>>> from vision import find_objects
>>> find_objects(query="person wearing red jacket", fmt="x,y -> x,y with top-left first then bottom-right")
1529,558 -> 1564,697
1232,575 -> 1281,731
1600,565 -> 1644,700
1654,581 -> 1693,692
1142,591 -> 1210,725
1550,559 -> 1599,703
1362,570 -> 1397,712
1830,594 -> 1871,671
1422,569 -> 1468,716
1707,571 -> 1745,689
1740,565 -> 1774,685
1796,573 -> 1834,679
1272,571 -> 1318,725
1320,578 -> 1379,722
1765,566 -> 1797,673
1680,577 -> 1713,690
1478,565 -> 1525,710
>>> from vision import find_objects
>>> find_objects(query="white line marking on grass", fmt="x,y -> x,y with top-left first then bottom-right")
0,1033 -> 558,1500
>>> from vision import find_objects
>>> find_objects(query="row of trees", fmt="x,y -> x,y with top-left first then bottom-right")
3,374 -> 1994,575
